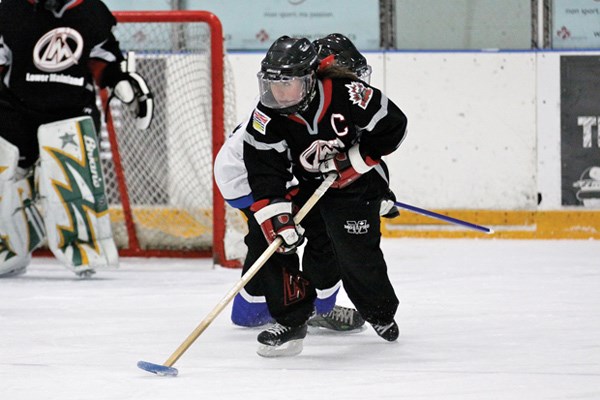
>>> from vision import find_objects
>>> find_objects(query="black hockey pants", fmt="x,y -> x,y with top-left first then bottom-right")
241,208 -> 317,327
299,171 -> 400,325
0,96 -> 100,169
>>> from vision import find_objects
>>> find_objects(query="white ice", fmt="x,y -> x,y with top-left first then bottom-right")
1,239 -> 599,400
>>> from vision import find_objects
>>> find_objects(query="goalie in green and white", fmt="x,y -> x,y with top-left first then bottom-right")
0,117 -> 119,277
0,0 -> 154,277
37,117 -> 119,275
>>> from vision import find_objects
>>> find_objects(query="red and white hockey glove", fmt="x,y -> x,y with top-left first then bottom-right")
319,145 -> 378,189
251,198 -> 305,254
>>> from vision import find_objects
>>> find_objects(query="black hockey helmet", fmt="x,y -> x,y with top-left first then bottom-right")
313,33 -> 372,83
257,36 -> 319,115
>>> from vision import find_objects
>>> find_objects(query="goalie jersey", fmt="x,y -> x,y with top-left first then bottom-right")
0,0 -> 124,114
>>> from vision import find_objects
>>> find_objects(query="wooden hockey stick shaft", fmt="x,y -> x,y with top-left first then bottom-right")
161,174 -> 337,367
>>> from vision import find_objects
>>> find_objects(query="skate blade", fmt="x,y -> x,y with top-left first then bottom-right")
257,339 -> 304,358
75,269 -> 96,279
0,266 -> 27,278
307,324 -> 367,335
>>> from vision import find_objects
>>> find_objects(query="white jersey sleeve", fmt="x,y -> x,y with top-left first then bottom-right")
214,117 -> 254,209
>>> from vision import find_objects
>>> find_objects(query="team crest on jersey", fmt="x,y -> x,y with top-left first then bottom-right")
344,220 -> 370,234
299,139 -> 345,172
33,28 -> 84,73
345,82 -> 373,110
252,109 -> 271,135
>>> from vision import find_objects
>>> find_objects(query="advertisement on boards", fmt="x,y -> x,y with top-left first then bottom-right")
560,56 -> 600,207
553,0 -> 600,48
186,0 -> 380,50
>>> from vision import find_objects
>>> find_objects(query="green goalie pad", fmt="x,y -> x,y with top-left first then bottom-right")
0,136 -> 45,276
37,116 -> 118,272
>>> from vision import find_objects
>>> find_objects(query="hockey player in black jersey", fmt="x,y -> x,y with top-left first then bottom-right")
219,34 -> 400,336
244,36 -> 407,355
218,34 -> 402,336
0,0 -> 153,277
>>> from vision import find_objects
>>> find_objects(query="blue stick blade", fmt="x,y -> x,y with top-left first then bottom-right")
137,360 -> 178,377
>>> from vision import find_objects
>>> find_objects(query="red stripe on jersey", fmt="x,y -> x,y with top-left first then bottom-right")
67,0 -> 85,10
26,0 -> 85,10
287,78 -> 332,125
288,114 -> 303,124
318,78 -> 332,123
27,0 -> 83,10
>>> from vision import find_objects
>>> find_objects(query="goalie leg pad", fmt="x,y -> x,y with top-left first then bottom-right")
0,137 -> 43,276
37,117 -> 118,273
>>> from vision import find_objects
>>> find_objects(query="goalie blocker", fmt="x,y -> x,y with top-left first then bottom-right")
37,116 -> 118,274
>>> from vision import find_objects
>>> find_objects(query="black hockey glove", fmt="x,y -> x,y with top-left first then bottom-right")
113,71 -> 154,130
319,144 -> 377,189
380,189 -> 400,219
251,198 -> 305,254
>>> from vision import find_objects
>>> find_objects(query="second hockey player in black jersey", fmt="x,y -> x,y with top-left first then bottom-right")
244,36 -> 408,355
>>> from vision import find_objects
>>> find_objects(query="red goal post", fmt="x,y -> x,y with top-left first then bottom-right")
101,11 -> 244,268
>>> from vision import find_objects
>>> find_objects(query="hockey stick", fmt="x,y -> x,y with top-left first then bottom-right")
394,201 -> 494,234
137,174 -> 337,376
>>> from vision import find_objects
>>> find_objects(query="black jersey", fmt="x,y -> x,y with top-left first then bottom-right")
0,0 -> 123,113
243,77 -> 408,200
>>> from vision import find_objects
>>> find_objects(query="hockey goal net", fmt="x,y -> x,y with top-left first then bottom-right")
100,11 -> 245,267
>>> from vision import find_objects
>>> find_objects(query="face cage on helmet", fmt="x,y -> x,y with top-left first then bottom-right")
355,65 -> 372,85
257,72 -> 315,114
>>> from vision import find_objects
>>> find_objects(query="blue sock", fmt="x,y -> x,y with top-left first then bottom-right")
231,293 -> 273,327
313,288 -> 339,315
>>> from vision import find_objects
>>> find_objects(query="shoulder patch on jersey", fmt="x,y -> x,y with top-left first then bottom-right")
252,109 -> 271,135
345,81 -> 373,110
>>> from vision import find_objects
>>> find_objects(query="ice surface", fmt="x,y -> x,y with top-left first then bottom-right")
1,239 -> 599,400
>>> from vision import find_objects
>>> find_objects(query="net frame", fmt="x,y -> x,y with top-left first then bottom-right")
103,11 -> 236,267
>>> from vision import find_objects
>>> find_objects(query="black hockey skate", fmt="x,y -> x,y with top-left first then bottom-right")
308,305 -> 366,332
257,323 -> 308,357
371,320 -> 399,342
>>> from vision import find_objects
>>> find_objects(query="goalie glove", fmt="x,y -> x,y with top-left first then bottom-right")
113,71 -> 154,130
251,198 -> 305,254
319,145 -> 378,189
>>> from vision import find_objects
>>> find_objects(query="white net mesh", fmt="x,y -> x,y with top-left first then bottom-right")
98,13 -> 243,261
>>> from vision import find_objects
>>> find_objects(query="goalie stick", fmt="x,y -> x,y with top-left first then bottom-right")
394,201 -> 494,234
137,174 -> 337,377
